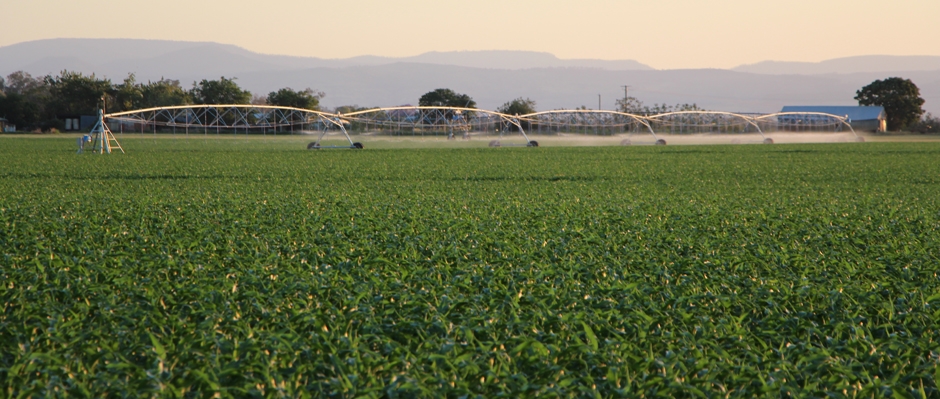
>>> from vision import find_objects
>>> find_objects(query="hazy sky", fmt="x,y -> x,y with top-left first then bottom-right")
5,0 -> 939,69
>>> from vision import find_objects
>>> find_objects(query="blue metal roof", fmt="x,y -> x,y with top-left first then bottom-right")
780,106 -> 885,121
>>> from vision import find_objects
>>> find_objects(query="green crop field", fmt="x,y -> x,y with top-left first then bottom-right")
1,137 -> 939,397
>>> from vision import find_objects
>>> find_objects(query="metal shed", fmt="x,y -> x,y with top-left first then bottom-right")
780,106 -> 886,132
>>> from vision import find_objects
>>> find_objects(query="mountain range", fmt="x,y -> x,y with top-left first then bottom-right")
1,39 -> 938,115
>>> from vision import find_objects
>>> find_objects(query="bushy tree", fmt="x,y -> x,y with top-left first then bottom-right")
497,97 -> 537,131
1,72 -> 51,130
267,88 -> 324,110
3,71 -> 44,96
497,97 -> 537,116
855,77 -> 925,131
190,77 -> 251,105
113,74 -> 144,112
0,92 -> 41,129
140,79 -> 191,108
418,89 -> 476,124
45,71 -> 113,116
418,89 -> 475,108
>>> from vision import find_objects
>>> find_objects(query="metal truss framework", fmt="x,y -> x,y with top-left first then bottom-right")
106,104 -> 358,147
342,106 -> 544,146
105,105 -> 859,146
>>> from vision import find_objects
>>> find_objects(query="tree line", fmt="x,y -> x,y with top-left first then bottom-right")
0,71 -> 323,131
1,71 -> 935,133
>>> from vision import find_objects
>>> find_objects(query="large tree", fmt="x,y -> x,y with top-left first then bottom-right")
113,74 -> 144,112
266,87 -> 324,110
418,88 -> 475,108
497,97 -> 537,116
418,89 -> 476,124
2,71 -> 52,130
141,79 -> 191,108
3,71 -> 44,96
0,92 -> 41,129
855,77 -> 925,131
190,77 -> 251,105
497,97 -> 537,131
45,71 -> 113,115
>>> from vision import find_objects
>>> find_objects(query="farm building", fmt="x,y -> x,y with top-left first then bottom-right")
780,106 -> 886,132
57,115 -> 98,131
0,117 -> 14,132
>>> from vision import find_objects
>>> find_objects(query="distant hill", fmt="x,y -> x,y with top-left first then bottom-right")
1,39 -> 938,115
0,38 -> 652,78
733,55 -> 940,75
392,50 -> 652,71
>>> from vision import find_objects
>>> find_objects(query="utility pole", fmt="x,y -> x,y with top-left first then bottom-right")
621,85 -> 630,100
598,94 -> 601,110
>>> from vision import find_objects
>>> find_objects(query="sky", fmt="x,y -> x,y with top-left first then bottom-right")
4,0 -> 940,69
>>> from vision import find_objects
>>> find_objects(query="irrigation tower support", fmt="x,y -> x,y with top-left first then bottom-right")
90,109 -> 124,154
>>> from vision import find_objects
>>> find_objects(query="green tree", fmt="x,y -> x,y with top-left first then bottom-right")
45,71 -> 113,121
190,77 -> 251,105
497,97 -> 537,131
418,89 -> 476,125
4,71 -> 44,96
113,74 -> 144,112
418,89 -> 476,108
0,92 -> 41,129
141,79 -> 191,108
266,87 -> 324,110
497,97 -> 537,116
1,71 -> 51,130
855,77 -> 925,131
